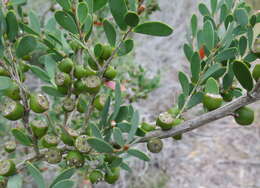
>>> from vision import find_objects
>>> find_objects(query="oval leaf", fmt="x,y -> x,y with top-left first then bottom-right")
0,76 -> 13,91
93,0 -> 108,12
6,10 -> 19,41
52,180 -> 74,188
118,39 -> 134,56
7,175 -> 23,188
50,168 -> 75,188
190,52 -> 201,83
55,11 -> 78,34
16,35 -> 37,58
41,86 -> 65,97
87,137 -> 114,153
113,127 -> 124,147
124,11 -> 139,27
205,77 -> 219,94
178,71 -> 190,96
103,19 -> 116,46
56,0 -> 72,11
11,128 -> 33,146
127,149 -> 150,161
30,65 -> 51,83
233,60 -> 253,91
26,162 -> 45,188
109,0 -> 128,30
77,2 -> 88,25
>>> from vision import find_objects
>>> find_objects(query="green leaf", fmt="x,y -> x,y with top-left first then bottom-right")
124,11 -> 139,27
111,82 -> 122,120
203,21 -> 215,50
183,43 -> 193,62
93,0 -> 108,12
41,86 -> 65,97
247,26 -> 253,50
30,65 -> 51,83
115,106 -> 130,122
133,21 -> 173,37
113,127 -> 124,147
77,2 -> 88,25
16,35 -> 37,58
26,162 -> 45,188
190,52 -> 201,83
187,92 -> 204,109
0,76 -> 13,91
11,128 -> 33,146
56,0 -> 72,11
197,30 -> 204,49
233,60 -> 253,91
215,47 -> 237,62
178,93 -> 186,109
117,122 -> 131,132
210,0 -> 218,15
127,110 -> 139,143
127,149 -> 150,161
205,77 -> 219,94
87,137 -> 114,153
55,11 -> 78,34
10,0 -> 26,5
120,162 -> 132,172
29,11 -> 41,34
50,168 -> 75,188
118,39 -> 134,56
82,15 -> 93,35
191,14 -> 197,37
6,10 -> 19,41
103,19 -> 116,46
110,157 -> 123,168
201,63 -> 222,83
90,124 -> 102,139
94,43 -> 103,58
109,0 -> 128,30
198,3 -> 211,16
234,8 -> 248,26
223,62 -> 234,90
52,180 -> 74,188
178,72 -> 190,97
99,96 -> 111,128
19,23 -> 39,36
239,36 -> 247,56
220,4 -> 228,23
7,175 -> 23,188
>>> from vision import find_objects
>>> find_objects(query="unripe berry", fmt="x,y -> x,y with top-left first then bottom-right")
41,134 -> 60,148
1,98 -> 24,121
30,93 -> 49,113
77,97 -> 87,113
66,150 -> 85,168
234,106 -> 254,126
104,66 -> 117,80
55,72 -> 71,87
85,65 -> 97,76
73,80 -> 87,95
221,90 -> 234,102
4,83 -> 21,101
74,65 -> 87,79
82,75 -> 101,94
252,64 -> 260,82
75,135 -> 91,153
101,45 -> 113,60
140,122 -> 156,132
104,167 -> 120,184
30,120 -> 48,138
172,134 -> 182,140
156,112 -> 174,130
0,160 -> 16,176
45,148 -> 62,164
147,138 -> 163,153
69,40 -> 81,52
89,170 -> 103,184
58,58 -> 74,73
62,98 -> 75,112
4,141 -> 16,153
203,93 -> 223,111
94,94 -> 106,111
60,128 -> 79,146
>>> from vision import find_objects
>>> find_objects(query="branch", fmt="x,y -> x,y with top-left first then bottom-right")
136,81 -> 260,143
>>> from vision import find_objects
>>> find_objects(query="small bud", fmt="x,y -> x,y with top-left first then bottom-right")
75,135 -> 91,153
147,138 -> 163,153
45,148 -> 62,164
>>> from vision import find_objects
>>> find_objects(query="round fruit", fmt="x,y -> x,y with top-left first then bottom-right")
73,80 -> 87,95
75,135 -> 91,153
104,66 -> 117,80
168,106 -> 180,117
4,83 -> 21,100
1,98 -> 25,121
30,93 -> 49,113
45,148 -> 62,164
253,37 -> 260,54
140,122 -> 156,132
60,127 -> 79,146
172,118 -> 184,126
252,64 -> 260,82
82,75 -> 101,94
234,106 -> 254,126
172,134 -> 182,141
156,112 -> 174,130
30,120 -> 48,138
0,67 -> 10,77
58,58 -> 74,73
41,134 -> 60,148
101,45 -> 113,60
94,94 -> 106,111
85,65 -> 97,76
147,138 -> 163,153
4,141 -> 16,153
104,167 -> 120,184
0,160 -> 16,176
203,93 -> 223,111
66,150 -> 85,168
62,98 -> 75,112
77,97 -> 87,113
55,72 -> 71,87
74,65 -> 87,79
89,170 -> 103,184
69,40 -> 81,52
221,90 -> 234,102
88,56 -> 99,71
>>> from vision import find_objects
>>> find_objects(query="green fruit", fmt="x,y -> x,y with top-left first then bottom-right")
62,98 -> 75,112
89,170 -> 103,184
105,168 -> 120,184
104,154 -> 117,164
30,120 -> 48,138
57,86 -> 69,95
234,106 -> 254,126
140,122 -> 156,132
60,127 -> 79,146
75,135 -> 91,153
94,94 -> 106,111
4,141 -> 16,153
45,148 -> 62,164
30,93 -> 49,113
168,106 -> 181,117
88,56 -> 99,71
83,75 -> 101,94
252,64 -> 260,82
69,40 -> 81,51
221,90 -> 234,102
172,134 -> 182,141
253,37 -> 260,54
1,98 -> 24,121
172,118 -> 184,126
0,160 -> 16,176
41,134 -> 60,148
104,66 -> 117,80
0,67 -> 10,77
4,83 -> 21,100
101,45 -> 113,60
19,61 -> 30,72
58,58 -> 74,73
156,112 -> 174,130
77,97 -> 87,113
66,150 -> 85,168
147,138 -> 163,153
85,65 -> 97,76
73,80 -> 87,95
203,93 -> 223,111
55,72 -> 71,87
74,65 -> 87,79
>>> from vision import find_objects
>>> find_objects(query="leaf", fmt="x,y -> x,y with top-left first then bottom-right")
6,10 -> 19,41
120,162 -> 132,172
198,3 -> 211,16
111,82 -> 122,120
109,0 -> 128,30
87,137 -> 114,153
190,52 -> 201,83
205,77 -> 219,94
52,180 -> 74,188
178,93 -> 185,109
223,62 -> 234,90
127,149 -> 150,161
127,110 -> 139,143
113,127 -> 124,147
16,35 -> 37,58
191,14 -> 197,37
115,106 -> 130,122
178,72 -> 190,97
103,19 -> 116,46
238,36 -> 247,56
82,15 -> 93,35
215,47 -> 237,62
0,76 -> 13,91
93,0 -> 108,12
30,65 -> 51,83
117,122 -> 131,132
118,39 -> 134,56
29,11 -> 41,34
124,11 -> 139,27
77,2 -> 88,25
183,43 -> 193,62
220,4 -> 228,23
11,128 -> 33,146
201,63 -> 222,83
19,23 -> 39,36
133,21 -> 173,37
247,26 -> 253,50
110,157 -> 123,168
41,86 -> 65,97
234,8 -> 248,26
187,92 -> 204,109
56,0 -> 72,11
50,168 -> 75,188
233,60 -> 253,91
203,21 -> 215,50
7,175 -> 23,188
90,124 -> 102,139
26,162 -> 45,188
55,11 -> 78,34
210,0 -> 218,15
10,0 -> 26,5
99,96 -> 111,128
